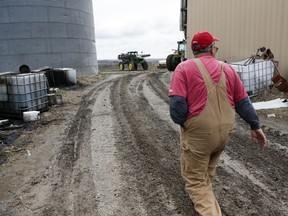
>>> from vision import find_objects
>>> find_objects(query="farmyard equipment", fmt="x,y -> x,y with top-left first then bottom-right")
118,51 -> 150,71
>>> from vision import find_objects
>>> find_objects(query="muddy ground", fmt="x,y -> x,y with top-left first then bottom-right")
0,68 -> 288,216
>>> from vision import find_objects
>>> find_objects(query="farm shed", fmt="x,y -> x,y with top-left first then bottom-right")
181,0 -> 288,79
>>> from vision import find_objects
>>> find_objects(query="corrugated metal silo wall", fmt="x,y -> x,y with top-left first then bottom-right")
186,0 -> 288,78
0,0 -> 98,75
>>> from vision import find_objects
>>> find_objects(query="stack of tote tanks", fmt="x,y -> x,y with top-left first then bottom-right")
0,0 -> 98,118
0,72 -> 48,117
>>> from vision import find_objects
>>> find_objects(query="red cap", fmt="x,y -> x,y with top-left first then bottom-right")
191,31 -> 219,51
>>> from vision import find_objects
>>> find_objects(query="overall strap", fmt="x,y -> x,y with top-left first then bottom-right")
193,58 -> 226,87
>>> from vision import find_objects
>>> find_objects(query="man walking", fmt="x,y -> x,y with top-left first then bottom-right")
169,31 -> 267,216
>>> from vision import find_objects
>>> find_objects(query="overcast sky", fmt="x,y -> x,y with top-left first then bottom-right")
92,0 -> 184,60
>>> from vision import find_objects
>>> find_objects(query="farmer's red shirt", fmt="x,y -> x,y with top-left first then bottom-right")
169,55 -> 247,120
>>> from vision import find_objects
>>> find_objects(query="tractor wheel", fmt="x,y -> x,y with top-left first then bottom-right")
166,54 -> 180,71
141,61 -> 148,70
128,62 -> 134,71
134,63 -> 138,70
119,63 -> 125,71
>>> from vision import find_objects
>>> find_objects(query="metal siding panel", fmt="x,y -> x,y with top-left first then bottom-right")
9,38 -> 48,55
186,0 -> 288,76
0,23 -> 31,39
0,8 -> 9,23
9,6 -> 49,23
279,0 -> 288,78
0,41 -> 9,56
221,0 -> 231,59
30,23 -> 50,38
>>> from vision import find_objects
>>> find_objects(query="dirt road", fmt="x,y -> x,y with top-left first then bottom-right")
0,70 -> 288,216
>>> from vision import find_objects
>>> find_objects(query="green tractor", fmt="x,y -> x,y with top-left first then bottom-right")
166,40 -> 186,71
118,51 -> 150,71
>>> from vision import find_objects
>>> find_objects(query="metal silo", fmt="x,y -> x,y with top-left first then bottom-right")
0,0 -> 98,75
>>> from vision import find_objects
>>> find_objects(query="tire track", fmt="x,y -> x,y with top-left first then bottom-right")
110,72 -> 196,215
42,78 -> 118,215
216,119 -> 288,215
42,70 -> 288,216
139,71 -> 288,215
146,72 -> 170,104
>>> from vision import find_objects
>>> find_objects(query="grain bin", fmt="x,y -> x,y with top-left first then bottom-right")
0,0 -> 98,75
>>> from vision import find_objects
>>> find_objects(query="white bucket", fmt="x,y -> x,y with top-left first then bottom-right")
23,111 -> 40,122
47,93 -> 56,105
55,94 -> 62,105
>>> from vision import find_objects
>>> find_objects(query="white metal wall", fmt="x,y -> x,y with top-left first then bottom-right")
186,0 -> 288,78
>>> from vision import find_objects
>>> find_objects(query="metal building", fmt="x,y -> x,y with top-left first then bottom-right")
181,0 -> 288,78
0,0 -> 98,75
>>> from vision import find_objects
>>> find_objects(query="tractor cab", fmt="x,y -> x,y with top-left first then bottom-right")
166,39 -> 187,71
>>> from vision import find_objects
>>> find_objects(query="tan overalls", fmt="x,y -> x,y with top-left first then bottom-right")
180,59 -> 235,216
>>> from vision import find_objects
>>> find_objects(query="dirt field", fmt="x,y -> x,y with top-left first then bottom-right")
0,68 -> 288,216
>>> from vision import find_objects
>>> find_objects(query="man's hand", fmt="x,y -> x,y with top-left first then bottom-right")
251,129 -> 267,148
